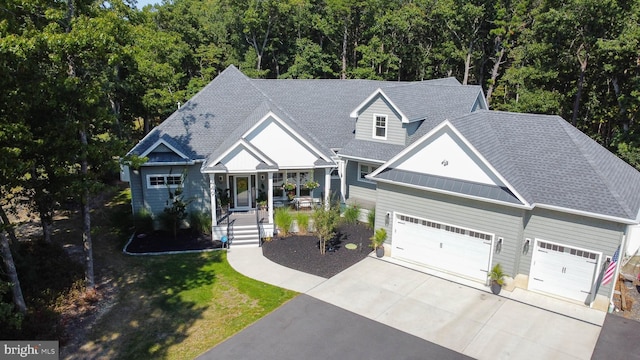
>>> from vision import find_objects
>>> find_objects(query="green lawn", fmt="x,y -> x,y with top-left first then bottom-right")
52,188 -> 297,359
85,251 -> 296,359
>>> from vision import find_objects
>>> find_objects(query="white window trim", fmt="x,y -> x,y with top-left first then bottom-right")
358,163 -> 378,184
146,174 -> 183,189
372,113 -> 388,140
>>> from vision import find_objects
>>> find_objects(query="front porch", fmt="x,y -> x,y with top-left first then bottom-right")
209,168 -> 334,243
213,209 -> 272,247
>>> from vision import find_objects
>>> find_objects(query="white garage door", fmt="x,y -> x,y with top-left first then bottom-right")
392,214 -> 493,282
529,240 -> 599,303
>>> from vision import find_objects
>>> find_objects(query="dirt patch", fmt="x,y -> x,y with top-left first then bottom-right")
615,256 -> 640,321
262,222 -> 374,278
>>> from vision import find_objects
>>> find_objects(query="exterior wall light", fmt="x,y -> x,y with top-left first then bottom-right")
523,238 -> 531,255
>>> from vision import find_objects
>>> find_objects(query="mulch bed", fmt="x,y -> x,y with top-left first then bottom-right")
124,223 -> 374,279
125,229 -> 223,253
262,222 -> 374,278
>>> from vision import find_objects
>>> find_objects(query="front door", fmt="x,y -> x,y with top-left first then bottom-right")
234,176 -> 251,209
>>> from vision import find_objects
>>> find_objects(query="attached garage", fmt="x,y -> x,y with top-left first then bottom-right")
391,213 -> 493,282
528,239 -> 600,303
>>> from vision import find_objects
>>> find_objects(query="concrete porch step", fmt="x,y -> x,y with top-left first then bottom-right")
229,225 -> 260,247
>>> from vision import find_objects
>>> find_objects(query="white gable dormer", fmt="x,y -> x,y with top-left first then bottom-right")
369,120 -> 529,207
351,91 -> 406,146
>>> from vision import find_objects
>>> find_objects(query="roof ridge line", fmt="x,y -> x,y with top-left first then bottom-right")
558,119 -> 635,219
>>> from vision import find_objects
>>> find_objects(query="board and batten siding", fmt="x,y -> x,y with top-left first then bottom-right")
522,208 -> 625,297
355,95 -> 406,146
134,164 -> 210,218
375,182 -> 523,276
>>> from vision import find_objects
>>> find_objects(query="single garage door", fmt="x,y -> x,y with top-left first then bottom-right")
392,214 -> 493,282
529,240 -> 599,303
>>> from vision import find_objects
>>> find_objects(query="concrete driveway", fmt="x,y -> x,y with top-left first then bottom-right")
220,248 -> 606,359
308,258 -> 602,360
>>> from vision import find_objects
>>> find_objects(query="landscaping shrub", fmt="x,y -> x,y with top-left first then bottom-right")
133,208 -> 154,234
189,211 -> 212,235
313,203 -> 341,254
296,212 -> 310,234
274,207 -> 293,236
367,208 -> 376,229
342,205 -> 360,224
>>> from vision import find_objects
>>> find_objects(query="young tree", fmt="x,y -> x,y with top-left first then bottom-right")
312,203 -> 340,255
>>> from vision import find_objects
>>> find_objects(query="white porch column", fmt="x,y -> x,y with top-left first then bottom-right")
340,160 -> 347,203
324,167 -> 331,209
268,172 -> 274,224
209,174 -> 217,226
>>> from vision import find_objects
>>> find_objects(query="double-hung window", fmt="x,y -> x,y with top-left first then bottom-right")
373,114 -> 387,139
358,163 -> 378,183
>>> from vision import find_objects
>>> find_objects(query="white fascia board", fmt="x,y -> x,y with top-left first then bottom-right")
372,176 -> 531,210
479,91 -> 489,110
337,154 -> 386,165
369,120 -> 530,207
243,111 -> 332,162
140,139 -> 190,160
349,89 -> 409,123
143,161 -> 196,166
313,163 -> 337,169
207,139 -> 275,170
240,139 -> 277,166
533,203 -> 638,225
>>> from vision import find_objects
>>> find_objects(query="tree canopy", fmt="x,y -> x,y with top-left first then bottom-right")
0,0 -> 640,331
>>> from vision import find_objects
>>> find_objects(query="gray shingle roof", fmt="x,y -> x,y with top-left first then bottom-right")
129,65 -> 474,166
339,139 -> 405,163
378,110 -> 640,221
375,168 -> 522,204
381,83 -> 483,122
127,65 -> 640,221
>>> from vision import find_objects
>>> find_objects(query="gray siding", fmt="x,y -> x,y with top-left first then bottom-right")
522,208 -> 624,297
134,164 -> 210,218
355,95 -> 406,146
345,160 -> 377,205
129,169 -> 145,214
375,182 -> 523,276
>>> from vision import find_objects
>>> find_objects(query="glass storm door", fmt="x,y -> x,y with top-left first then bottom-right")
235,176 -> 250,208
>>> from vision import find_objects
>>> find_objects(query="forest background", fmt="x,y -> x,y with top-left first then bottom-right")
0,0 -> 639,340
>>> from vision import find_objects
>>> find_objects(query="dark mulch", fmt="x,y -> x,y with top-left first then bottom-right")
125,229 -> 223,253
262,222 -> 374,278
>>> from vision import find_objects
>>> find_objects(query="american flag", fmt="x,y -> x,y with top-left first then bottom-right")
601,246 -> 620,286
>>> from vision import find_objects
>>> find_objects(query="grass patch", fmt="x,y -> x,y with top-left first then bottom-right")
34,186 -> 298,359
88,251 -> 296,359
274,207 -> 293,236
342,205 -> 360,224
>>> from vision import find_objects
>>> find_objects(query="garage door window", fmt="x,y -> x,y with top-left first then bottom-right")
539,241 -> 597,260
397,215 -> 492,241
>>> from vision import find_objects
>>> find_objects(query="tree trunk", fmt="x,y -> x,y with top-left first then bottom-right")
611,77 -> 629,133
144,115 -> 150,135
486,46 -> 505,106
341,22 -> 348,80
79,129 -> 95,290
571,44 -> 588,127
0,204 -> 18,245
0,232 -> 26,314
463,40 -> 474,85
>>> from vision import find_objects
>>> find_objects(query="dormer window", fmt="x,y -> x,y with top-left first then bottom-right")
373,114 -> 387,139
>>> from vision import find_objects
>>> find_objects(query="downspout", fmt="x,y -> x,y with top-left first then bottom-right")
340,160 -> 347,203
